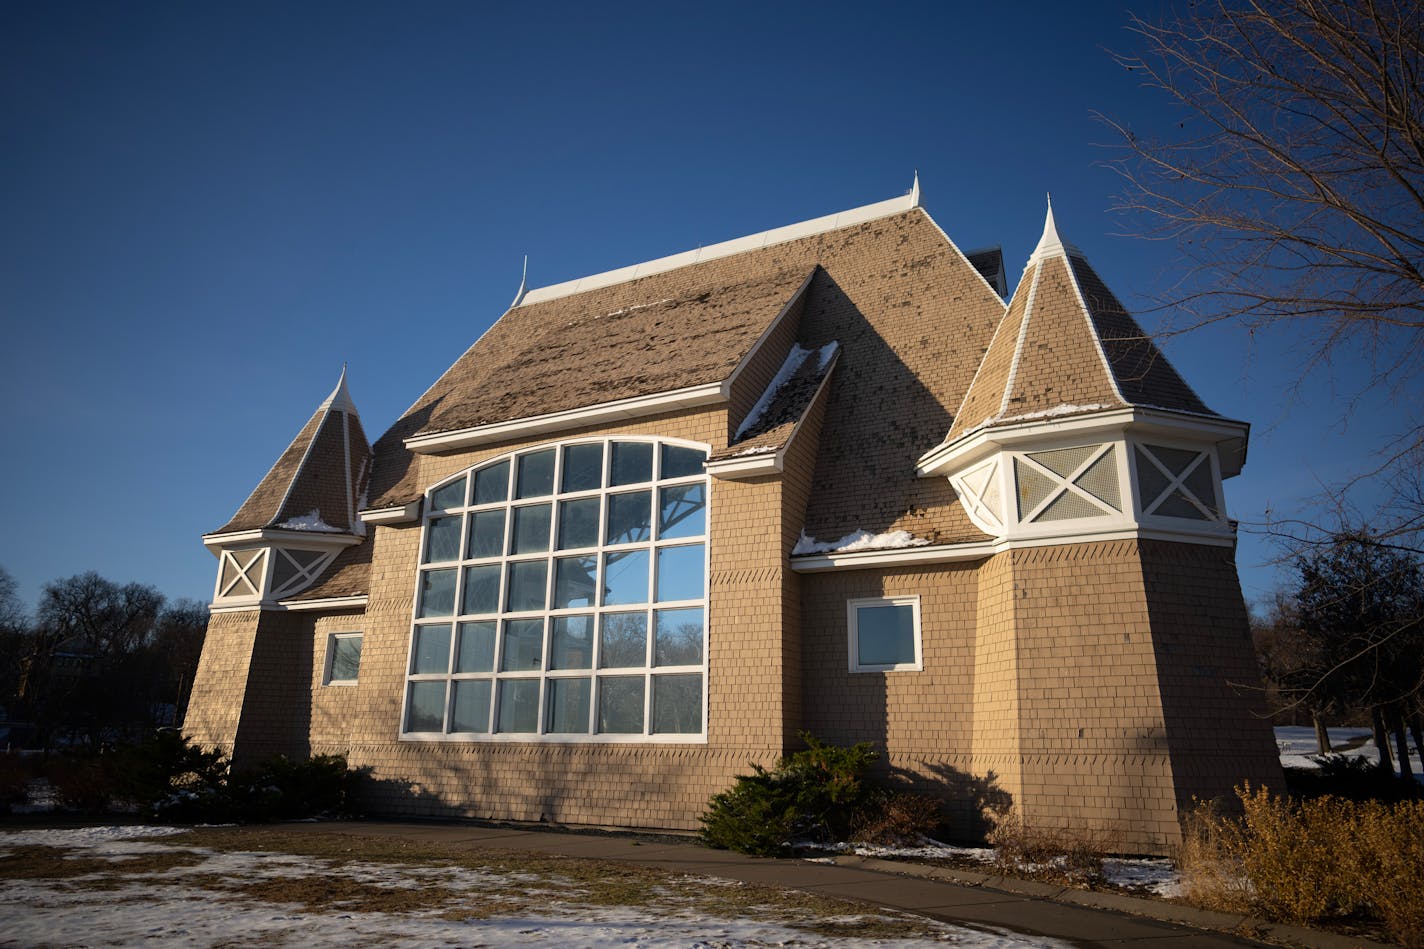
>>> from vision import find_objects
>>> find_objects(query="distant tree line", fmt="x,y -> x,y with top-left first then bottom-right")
1253,532 -> 1423,782
0,566 -> 206,751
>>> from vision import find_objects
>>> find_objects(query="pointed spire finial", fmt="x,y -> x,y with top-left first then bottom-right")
511,255 -> 529,307
1026,192 -> 1079,267
910,170 -> 921,208
322,363 -> 357,413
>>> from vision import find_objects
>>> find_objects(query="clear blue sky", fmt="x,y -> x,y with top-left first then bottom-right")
0,0 -> 1404,614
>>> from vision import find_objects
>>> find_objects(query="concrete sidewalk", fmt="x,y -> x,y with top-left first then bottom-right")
287,821 -> 1389,949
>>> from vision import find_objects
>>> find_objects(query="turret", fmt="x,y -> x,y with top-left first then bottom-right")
202,368 -> 372,609
918,201 -> 1247,548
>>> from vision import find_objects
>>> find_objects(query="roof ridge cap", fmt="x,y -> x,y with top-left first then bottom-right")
516,186 -> 919,308
270,400 -> 336,529
998,259 -> 1044,419
1060,255 -> 1128,405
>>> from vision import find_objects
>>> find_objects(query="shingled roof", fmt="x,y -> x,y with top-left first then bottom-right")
368,196 -> 1006,547
945,203 -> 1215,443
213,369 -> 372,536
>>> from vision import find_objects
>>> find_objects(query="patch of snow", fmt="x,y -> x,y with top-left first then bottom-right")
277,510 -> 343,532
793,528 -> 931,556
733,342 -> 838,441
0,826 -> 1068,948
603,297 -> 672,318
724,445 -> 779,458
1102,858 -> 1181,898
955,403 -> 1118,441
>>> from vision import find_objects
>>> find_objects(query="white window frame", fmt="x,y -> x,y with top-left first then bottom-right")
402,436 -> 711,743
1128,437 -> 1226,524
847,595 -> 922,672
323,632 -> 363,686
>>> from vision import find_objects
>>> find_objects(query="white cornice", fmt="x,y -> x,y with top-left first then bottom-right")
918,407 -> 1249,479
278,595 -> 369,612
359,501 -> 422,525
209,594 -> 369,614
514,189 -> 918,309
789,525 -> 1235,573
791,540 -> 999,572
706,451 -> 781,479
201,529 -> 365,554
404,382 -> 727,454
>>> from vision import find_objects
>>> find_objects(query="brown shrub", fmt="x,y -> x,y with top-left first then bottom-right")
1175,801 -> 1253,914
1179,786 -> 1424,947
1349,799 -> 1424,948
987,810 -> 1105,886
851,791 -> 944,846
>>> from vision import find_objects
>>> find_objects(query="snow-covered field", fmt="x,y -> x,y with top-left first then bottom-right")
5,725 -> 1419,947
1275,724 -> 1422,775
0,825 -> 1068,948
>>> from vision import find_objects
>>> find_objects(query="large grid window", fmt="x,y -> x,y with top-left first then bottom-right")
403,438 -> 709,741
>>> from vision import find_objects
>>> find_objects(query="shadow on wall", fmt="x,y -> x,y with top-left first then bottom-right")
345,741 -> 719,828
350,765 -> 459,818
888,760 -> 1013,843
796,270 -> 964,542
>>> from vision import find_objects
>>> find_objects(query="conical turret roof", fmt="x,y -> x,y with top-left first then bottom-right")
213,368 -> 373,536
945,201 -> 1215,443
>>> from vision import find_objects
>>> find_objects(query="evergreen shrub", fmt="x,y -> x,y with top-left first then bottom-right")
700,736 -> 942,855
5,732 -> 360,824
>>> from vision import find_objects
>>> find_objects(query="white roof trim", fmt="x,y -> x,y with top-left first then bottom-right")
359,501 -> 422,524
790,523 -> 1235,573
998,255 -> 1044,421
201,528 -> 365,553
1058,247 -> 1127,405
278,594 -> 369,612
915,207 -> 1009,309
791,540 -> 998,572
917,406 -> 1249,479
405,381 -> 727,453
210,594 -> 369,614
706,451 -> 781,479
515,190 -> 918,308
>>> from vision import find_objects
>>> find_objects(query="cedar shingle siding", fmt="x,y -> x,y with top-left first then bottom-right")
189,194 -> 1280,854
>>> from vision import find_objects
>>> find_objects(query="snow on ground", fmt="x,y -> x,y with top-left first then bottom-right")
835,839 -> 1180,899
1101,858 -> 1181,898
1275,725 -> 1422,775
0,826 -> 1070,949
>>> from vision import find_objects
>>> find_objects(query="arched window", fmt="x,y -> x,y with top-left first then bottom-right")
402,438 -> 709,742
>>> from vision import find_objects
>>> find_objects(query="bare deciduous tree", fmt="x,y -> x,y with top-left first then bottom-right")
1104,0 -> 1424,548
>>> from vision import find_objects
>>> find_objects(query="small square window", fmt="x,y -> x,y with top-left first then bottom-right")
847,596 -> 921,672
324,633 -> 363,685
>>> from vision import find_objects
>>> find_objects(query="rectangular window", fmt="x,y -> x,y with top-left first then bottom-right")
324,633 -> 363,685
847,596 -> 921,672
